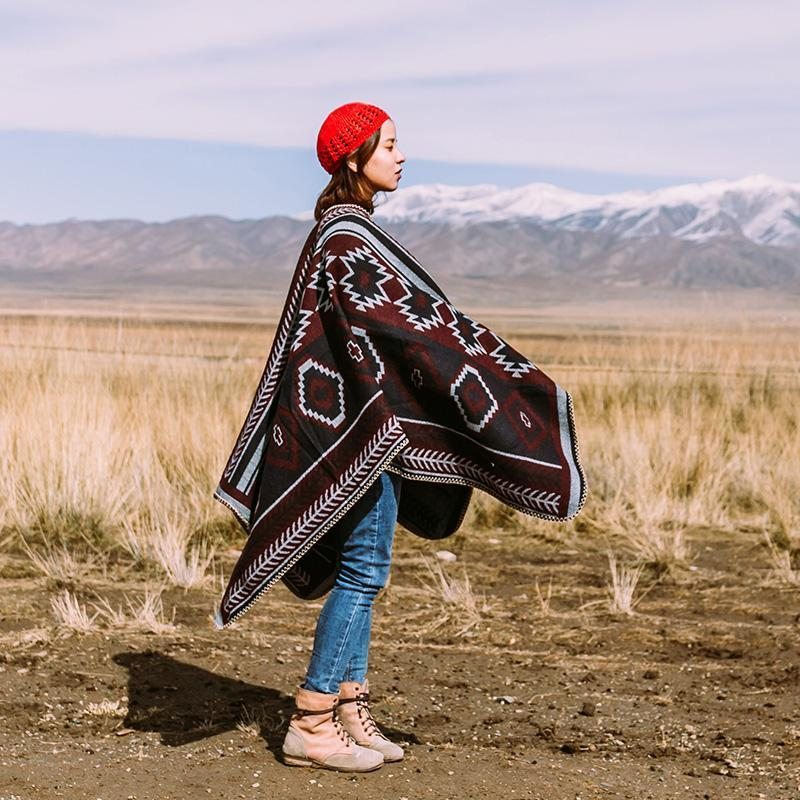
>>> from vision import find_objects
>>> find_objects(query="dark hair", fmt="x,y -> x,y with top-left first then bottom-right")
313,128 -> 383,221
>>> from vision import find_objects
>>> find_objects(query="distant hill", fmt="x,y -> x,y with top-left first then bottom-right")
2,174 -> 798,306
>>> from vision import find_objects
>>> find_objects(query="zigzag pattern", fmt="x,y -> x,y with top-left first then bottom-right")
223,417 -> 407,613
309,254 -> 337,313
398,448 -> 561,514
485,331 -> 537,379
290,308 -> 314,352
351,325 -> 386,383
222,236 -> 316,481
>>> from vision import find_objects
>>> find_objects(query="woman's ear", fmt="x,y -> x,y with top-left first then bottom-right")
346,157 -> 358,173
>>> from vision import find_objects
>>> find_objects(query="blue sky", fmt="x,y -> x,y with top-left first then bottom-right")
1,0 -> 798,223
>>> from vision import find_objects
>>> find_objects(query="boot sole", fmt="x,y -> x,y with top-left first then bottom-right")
281,753 -> 383,772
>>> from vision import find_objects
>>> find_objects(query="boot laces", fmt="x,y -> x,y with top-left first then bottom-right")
332,710 -> 355,747
355,691 -> 384,739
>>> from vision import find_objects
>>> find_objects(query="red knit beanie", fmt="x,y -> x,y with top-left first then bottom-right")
316,102 -> 390,174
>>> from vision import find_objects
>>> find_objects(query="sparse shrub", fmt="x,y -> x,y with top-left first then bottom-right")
124,505 -> 216,589
200,515 -> 244,548
20,507 -> 117,556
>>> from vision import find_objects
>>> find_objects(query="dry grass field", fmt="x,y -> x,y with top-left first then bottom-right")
1,304 -> 798,799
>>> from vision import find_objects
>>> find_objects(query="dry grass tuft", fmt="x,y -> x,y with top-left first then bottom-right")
50,589 -> 100,634
82,699 -> 128,718
762,533 -> 800,586
22,539 -> 95,582
414,554 -> 496,637
606,552 -> 646,615
236,704 -> 281,737
534,576 -> 554,616
90,587 -> 177,633
147,517 -> 216,589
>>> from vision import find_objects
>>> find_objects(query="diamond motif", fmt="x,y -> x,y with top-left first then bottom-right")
297,357 -> 346,428
338,245 -> 394,312
394,277 -> 446,331
447,308 -> 487,357
450,364 -> 498,433
506,393 -> 553,454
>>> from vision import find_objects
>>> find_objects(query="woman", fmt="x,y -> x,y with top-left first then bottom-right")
213,102 -> 587,773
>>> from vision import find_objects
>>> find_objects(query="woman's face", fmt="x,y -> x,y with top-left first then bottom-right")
350,118 -> 405,193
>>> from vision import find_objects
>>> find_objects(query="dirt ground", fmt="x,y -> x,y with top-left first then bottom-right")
1,523 -> 798,800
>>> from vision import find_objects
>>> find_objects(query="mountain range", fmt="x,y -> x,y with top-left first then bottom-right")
2,174 -> 798,305
364,173 -> 800,249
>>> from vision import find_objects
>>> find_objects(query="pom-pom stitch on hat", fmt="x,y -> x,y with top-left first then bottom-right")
316,102 -> 390,174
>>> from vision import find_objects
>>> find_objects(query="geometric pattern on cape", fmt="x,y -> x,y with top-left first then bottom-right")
310,255 -> 336,314
485,329 -> 537,378
350,325 -> 385,383
267,414 -> 301,472
297,358 -> 346,429
505,392 -> 551,452
450,363 -> 498,433
212,202 -> 588,629
338,245 -> 394,312
394,274 -> 446,331
447,306 -> 488,357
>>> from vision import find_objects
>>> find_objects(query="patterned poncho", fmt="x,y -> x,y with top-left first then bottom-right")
213,203 -> 587,628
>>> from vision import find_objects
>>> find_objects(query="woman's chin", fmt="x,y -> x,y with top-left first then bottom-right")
374,180 -> 400,194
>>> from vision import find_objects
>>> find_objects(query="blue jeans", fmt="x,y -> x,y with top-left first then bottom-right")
302,469 -> 402,695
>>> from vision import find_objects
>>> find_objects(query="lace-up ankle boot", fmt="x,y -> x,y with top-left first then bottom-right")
337,677 -> 404,762
281,685 -> 384,771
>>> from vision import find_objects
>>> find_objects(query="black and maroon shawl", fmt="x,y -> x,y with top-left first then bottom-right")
212,202 -> 587,628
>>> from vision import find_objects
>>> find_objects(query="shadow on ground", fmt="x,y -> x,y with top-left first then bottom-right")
112,650 -> 420,760
113,651 -> 292,754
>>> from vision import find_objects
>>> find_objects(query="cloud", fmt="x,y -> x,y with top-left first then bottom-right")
0,0 -> 798,178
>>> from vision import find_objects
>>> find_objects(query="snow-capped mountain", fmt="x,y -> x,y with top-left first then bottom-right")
368,174 -> 800,249
2,173 -> 798,303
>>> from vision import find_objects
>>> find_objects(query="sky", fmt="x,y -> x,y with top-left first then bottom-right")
1,0 -> 798,223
